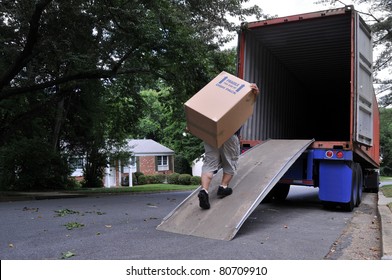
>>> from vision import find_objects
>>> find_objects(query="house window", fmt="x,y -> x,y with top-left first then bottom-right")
129,156 -> 136,167
123,156 -> 137,173
157,156 -> 169,171
69,157 -> 84,170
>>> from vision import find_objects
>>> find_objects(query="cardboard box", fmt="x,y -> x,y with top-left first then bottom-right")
184,71 -> 256,148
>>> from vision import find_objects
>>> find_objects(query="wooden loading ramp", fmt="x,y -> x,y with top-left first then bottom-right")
156,139 -> 314,241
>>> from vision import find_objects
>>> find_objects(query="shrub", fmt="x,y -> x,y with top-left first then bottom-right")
167,173 -> 180,184
174,155 -> 192,174
65,178 -> 82,190
144,175 -> 156,184
134,172 -> 144,185
178,174 -> 192,185
132,173 -> 137,185
0,137 -> 71,191
154,174 -> 166,183
138,175 -> 146,185
190,176 -> 201,185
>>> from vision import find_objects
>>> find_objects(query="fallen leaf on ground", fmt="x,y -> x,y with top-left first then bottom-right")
61,251 -> 75,259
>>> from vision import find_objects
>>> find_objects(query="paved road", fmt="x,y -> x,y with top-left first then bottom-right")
0,186 -> 378,260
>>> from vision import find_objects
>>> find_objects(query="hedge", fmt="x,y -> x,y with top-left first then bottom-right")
135,173 -> 200,186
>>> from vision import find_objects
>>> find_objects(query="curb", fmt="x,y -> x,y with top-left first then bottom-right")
0,192 -> 87,202
378,190 -> 392,260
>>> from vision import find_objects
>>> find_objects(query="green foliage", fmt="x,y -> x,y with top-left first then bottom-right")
64,222 -> 84,230
380,108 -> 392,175
0,137 -> 71,191
66,178 -> 82,190
174,155 -> 192,174
135,89 -> 168,140
178,174 -> 192,185
61,251 -> 76,259
0,0 -> 263,191
138,174 -> 167,184
54,209 -> 80,217
134,84 -> 207,165
128,173 -> 197,185
154,174 -> 167,184
319,0 -> 392,105
145,175 -> 157,184
137,175 -> 147,185
190,176 -> 201,186
134,172 -> 144,185
167,173 -> 180,184
81,148 -> 107,189
381,185 -> 392,197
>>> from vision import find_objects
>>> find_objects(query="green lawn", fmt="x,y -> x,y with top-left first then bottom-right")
380,176 -> 392,182
380,177 -> 392,211
380,177 -> 392,197
381,185 -> 392,198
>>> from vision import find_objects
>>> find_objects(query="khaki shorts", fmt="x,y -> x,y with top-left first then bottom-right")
202,135 -> 240,175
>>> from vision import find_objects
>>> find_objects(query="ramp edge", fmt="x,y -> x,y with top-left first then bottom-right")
233,139 -> 315,235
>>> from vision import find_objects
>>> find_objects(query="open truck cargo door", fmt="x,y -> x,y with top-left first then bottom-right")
157,139 -> 314,241
354,12 -> 374,147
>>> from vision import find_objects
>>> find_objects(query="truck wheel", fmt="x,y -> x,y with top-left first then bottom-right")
355,163 -> 363,207
262,183 -> 290,203
364,170 -> 379,193
342,163 -> 358,212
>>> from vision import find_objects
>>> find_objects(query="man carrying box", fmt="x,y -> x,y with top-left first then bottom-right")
198,83 -> 260,209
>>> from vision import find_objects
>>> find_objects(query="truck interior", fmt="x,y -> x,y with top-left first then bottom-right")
240,10 -> 353,142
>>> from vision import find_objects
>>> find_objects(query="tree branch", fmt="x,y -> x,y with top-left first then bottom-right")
0,68 -> 151,100
0,0 -> 52,91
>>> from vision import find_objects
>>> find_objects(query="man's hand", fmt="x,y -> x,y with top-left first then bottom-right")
250,83 -> 260,96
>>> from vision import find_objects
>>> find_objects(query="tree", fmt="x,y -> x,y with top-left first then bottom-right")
0,1 -> 263,190
380,108 -> 392,175
316,0 -> 392,105
135,88 -> 168,141
0,0 -> 263,99
355,0 -> 392,106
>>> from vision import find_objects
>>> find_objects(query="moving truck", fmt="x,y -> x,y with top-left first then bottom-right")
237,5 -> 380,211
157,5 -> 382,241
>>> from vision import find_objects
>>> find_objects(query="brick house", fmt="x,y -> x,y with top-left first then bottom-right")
71,139 -> 175,187
104,139 -> 175,187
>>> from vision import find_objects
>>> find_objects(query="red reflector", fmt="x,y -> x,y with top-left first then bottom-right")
336,151 -> 344,158
325,150 -> 333,158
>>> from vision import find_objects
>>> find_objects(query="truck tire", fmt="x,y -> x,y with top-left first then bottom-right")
262,183 -> 290,203
341,163 -> 358,212
355,163 -> 363,207
364,170 -> 379,193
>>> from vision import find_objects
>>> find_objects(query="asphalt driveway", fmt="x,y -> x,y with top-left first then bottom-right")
0,188 -> 358,260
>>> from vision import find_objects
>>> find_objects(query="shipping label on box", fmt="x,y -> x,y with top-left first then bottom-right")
184,71 -> 256,148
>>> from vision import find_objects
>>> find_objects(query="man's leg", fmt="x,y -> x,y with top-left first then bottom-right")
217,172 -> 234,197
217,135 -> 239,197
198,172 -> 212,209
198,142 -> 220,209
201,171 -> 213,192
221,172 -> 233,188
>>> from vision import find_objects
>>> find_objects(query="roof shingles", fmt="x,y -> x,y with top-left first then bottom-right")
126,139 -> 174,156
